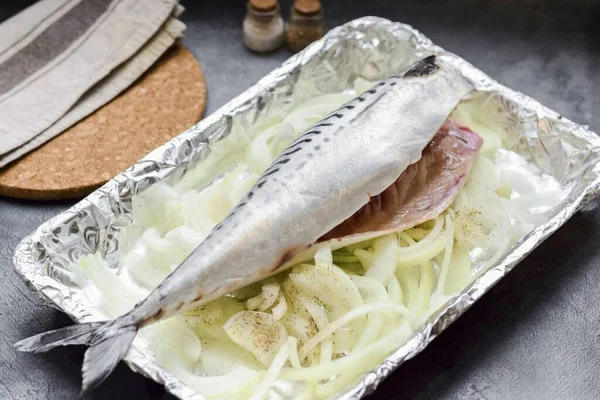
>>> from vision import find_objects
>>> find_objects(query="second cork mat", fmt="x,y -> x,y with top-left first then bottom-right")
0,43 -> 206,201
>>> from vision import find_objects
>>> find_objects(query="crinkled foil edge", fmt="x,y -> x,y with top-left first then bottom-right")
13,17 -> 600,400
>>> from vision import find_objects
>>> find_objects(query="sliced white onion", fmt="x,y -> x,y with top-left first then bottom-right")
249,338 -> 290,400
414,261 -> 436,316
298,301 -> 411,360
224,311 -> 288,367
280,312 -> 317,345
279,321 -> 413,381
79,253 -> 146,317
350,275 -> 389,301
287,336 -> 302,369
198,338 -> 263,375
386,275 -> 403,305
435,213 -> 456,297
271,294 -> 288,320
364,234 -> 398,284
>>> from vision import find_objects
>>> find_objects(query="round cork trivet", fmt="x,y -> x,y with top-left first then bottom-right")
0,43 -> 206,201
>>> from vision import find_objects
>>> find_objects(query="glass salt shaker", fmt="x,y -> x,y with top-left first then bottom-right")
286,0 -> 327,53
243,0 -> 285,53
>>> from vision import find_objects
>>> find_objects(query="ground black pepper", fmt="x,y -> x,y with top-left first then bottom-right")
286,0 -> 327,53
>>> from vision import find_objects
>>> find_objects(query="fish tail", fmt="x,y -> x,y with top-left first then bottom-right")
15,318 -> 138,392
81,324 -> 137,392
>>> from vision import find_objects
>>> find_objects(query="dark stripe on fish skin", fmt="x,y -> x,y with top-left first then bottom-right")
403,55 -> 439,78
312,122 -> 334,128
322,113 -> 344,121
286,138 -> 313,150
280,147 -> 303,158
260,168 -> 280,179
301,130 -> 322,137
265,158 -> 291,170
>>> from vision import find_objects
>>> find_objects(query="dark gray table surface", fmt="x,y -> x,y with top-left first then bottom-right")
1,1 -> 599,399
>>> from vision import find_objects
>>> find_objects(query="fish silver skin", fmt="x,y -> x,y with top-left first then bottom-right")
15,56 -> 474,391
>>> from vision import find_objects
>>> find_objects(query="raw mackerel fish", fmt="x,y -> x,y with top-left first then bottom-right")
15,56 -> 479,391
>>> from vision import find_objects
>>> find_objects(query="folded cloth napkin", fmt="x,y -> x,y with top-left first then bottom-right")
0,0 -> 185,168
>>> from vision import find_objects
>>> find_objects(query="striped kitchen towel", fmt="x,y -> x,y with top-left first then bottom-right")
0,0 -> 186,168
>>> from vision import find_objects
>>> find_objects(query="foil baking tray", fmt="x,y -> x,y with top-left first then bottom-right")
13,17 -> 600,400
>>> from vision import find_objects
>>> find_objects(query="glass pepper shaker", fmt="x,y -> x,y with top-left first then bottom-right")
243,0 -> 285,53
286,0 -> 327,53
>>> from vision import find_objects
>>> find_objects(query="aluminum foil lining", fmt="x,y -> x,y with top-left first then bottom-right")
13,17 -> 600,400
